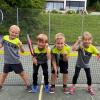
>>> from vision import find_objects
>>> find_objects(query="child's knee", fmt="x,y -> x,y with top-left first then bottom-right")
19,71 -> 26,77
2,73 -> 8,78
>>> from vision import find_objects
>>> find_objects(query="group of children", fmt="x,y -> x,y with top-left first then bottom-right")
0,25 -> 100,95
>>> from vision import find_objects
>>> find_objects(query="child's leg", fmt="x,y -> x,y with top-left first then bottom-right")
84,68 -> 92,86
72,67 -> 81,85
84,68 -> 95,95
0,73 -> 8,86
41,63 -> 49,92
63,73 -> 69,93
59,60 -> 68,87
63,73 -> 68,86
33,64 -> 39,86
0,64 -> 11,87
12,63 -> 30,87
41,63 -> 49,85
19,71 -> 30,86
70,67 -> 81,94
51,70 -> 57,85
49,69 -> 57,93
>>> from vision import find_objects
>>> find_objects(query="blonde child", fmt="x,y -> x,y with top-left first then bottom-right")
50,33 -> 70,94
32,33 -> 50,93
70,32 -> 100,95
0,25 -> 31,92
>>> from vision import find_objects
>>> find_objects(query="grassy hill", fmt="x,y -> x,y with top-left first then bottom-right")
40,13 -> 100,45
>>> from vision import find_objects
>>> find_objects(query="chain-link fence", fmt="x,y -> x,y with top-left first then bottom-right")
0,8 -> 100,85
0,8 -> 100,44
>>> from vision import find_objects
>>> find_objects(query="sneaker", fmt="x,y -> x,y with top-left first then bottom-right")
32,85 -> 38,93
26,85 -> 32,92
69,86 -> 75,95
63,87 -> 70,94
49,86 -> 55,93
87,87 -> 95,95
44,85 -> 49,93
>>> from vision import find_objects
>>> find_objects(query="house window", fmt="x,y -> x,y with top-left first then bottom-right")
66,1 -> 85,10
46,2 -> 64,10
66,1 -> 85,7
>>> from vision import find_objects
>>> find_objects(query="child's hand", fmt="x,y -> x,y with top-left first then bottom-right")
19,41 -> 23,46
77,36 -> 82,44
33,57 -> 37,65
18,41 -> 25,53
97,54 -> 100,60
45,43 -> 48,50
63,51 -> 68,61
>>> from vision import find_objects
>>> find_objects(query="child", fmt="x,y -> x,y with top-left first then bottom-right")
32,33 -> 50,93
50,33 -> 70,94
70,32 -> 100,95
0,25 -> 31,92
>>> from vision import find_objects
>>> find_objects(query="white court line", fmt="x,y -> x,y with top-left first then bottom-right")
38,76 -> 44,100
87,93 -> 95,100
90,96 -> 95,100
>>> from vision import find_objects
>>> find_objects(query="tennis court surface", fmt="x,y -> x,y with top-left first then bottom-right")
0,85 -> 100,100
0,45 -> 100,100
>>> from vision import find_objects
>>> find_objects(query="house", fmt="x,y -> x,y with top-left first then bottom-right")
45,0 -> 87,11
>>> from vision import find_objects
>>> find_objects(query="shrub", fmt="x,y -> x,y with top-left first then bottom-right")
66,10 -> 76,14
95,1 -> 100,11
51,10 -> 59,14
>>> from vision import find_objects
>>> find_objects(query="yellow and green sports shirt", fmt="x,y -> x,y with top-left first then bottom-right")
76,44 -> 99,68
1,35 -> 21,64
34,47 -> 50,64
51,44 -> 70,62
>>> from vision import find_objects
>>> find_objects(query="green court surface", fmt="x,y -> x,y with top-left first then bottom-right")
0,85 -> 100,100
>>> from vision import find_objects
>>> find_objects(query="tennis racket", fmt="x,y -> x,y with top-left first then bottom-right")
27,34 -> 34,56
27,34 -> 48,64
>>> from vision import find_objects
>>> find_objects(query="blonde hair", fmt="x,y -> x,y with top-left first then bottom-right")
37,33 -> 48,43
55,33 -> 65,41
82,32 -> 92,40
9,25 -> 20,33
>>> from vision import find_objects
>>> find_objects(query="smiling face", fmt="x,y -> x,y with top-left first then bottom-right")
9,25 -> 20,39
37,34 -> 48,50
82,32 -> 92,48
55,38 -> 65,50
37,39 -> 46,50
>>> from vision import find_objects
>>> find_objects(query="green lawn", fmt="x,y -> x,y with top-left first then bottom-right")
40,13 -> 100,45
0,13 -> 100,45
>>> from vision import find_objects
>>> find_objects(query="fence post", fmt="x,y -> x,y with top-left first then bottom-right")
17,8 -> 19,25
0,9 -> 4,24
48,11 -> 51,44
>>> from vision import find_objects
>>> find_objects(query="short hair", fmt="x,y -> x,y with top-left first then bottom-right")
37,34 -> 48,43
55,33 -> 65,41
9,25 -> 20,33
82,32 -> 92,40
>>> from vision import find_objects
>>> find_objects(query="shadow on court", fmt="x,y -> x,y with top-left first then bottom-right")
0,86 -> 100,100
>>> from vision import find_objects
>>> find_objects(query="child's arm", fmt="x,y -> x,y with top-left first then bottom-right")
51,55 -> 57,75
19,41 -> 25,53
63,51 -> 68,61
72,36 -> 82,51
32,56 -> 37,65
45,44 -> 51,60
0,44 -> 3,48
97,53 -> 100,59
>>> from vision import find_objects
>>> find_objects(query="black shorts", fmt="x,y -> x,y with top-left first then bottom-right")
52,60 -> 68,74
3,63 -> 24,74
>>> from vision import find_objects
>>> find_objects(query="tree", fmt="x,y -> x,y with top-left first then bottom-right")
3,0 -> 45,9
